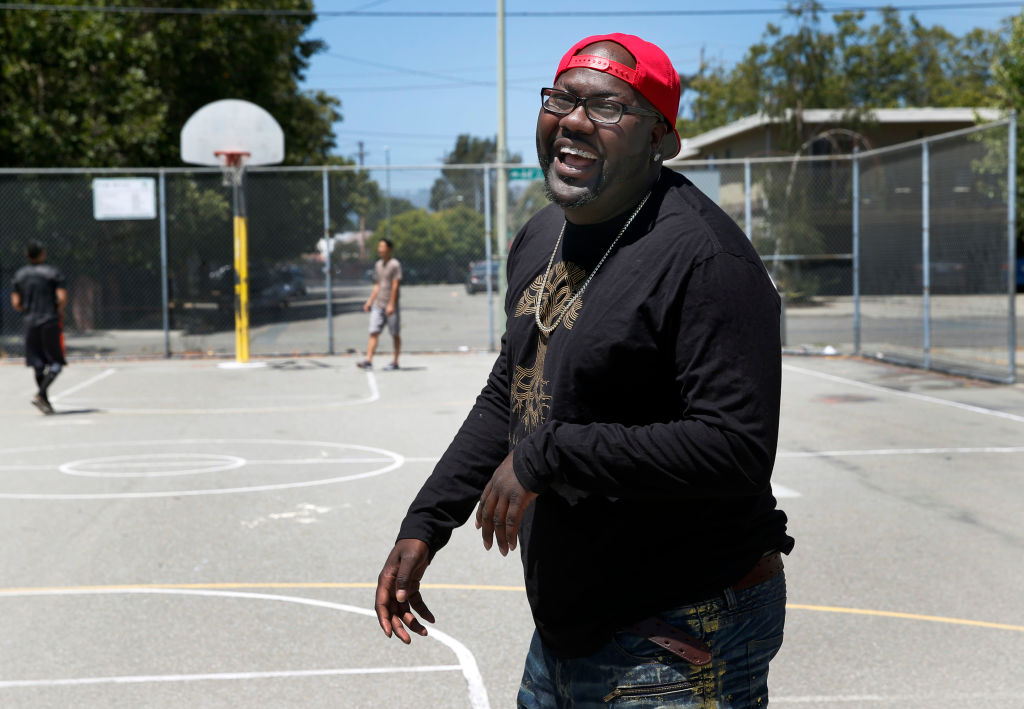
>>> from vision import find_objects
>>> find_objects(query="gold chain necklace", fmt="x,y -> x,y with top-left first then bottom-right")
534,190 -> 653,335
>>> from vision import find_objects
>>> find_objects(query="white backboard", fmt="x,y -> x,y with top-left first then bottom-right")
93,178 -> 157,220
180,99 -> 284,166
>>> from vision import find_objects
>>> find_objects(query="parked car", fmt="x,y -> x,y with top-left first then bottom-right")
912,260 -> 968,294
274,264 -> 307,297
208,265 -> 301,311
465,260 -> 500,294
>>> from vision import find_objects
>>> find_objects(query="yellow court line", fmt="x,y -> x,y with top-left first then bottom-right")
787,603 -> 1024,633
0,582 -> 527,593
0,584 -> 1020,633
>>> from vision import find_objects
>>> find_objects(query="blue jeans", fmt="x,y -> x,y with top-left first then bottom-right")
517,572 -> 786,708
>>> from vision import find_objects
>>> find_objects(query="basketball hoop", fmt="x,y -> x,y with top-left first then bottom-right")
214,150 -> 250,186
180,100 -> 284,365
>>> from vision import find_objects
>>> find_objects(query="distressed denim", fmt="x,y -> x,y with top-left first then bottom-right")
517,572 -> 786,708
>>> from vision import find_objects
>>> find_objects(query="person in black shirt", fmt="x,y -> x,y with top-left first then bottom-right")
375,34 -> 793,708
11,240 -> 68,415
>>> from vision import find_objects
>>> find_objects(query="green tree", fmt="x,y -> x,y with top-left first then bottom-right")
146,0 -> 339,166
0,0 -> 339,167
677,1 -> 1000,149
0,1 -> 346,332
429,134 -> 521,211
381,205 -> 486,284
0,9 -> 166,166
988,11 -> 1024,251
384,210 -> 445,282
509,180 -> 550,238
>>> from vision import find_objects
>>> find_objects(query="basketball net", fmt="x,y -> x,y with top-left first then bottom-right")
214,150 -> 250,186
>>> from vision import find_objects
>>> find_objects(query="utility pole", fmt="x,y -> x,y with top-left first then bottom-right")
495,0 -> 509,305
357,141 -> 368,259
384,146 -> 391,241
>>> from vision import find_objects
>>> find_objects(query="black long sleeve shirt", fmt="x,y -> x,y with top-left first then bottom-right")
399,169 -> 793,657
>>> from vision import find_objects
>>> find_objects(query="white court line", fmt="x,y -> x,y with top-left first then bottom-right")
59,453 -> 246,478
0,588 -> 490,709
772,484 -> 800,498
53,367 -> 379,415
773,696 -> 890,704
0,457 -> 395,473
388,457 -> 806,497
783,363 -> 1024,424
364,368 -> 379,402
328,456 -> 803,497
0,665 -> 462,689
773,693 -> 1021,704
780,446 -> 1024,459
245,457 -> 398,465
339,456 -> 804,496
50,368 -> 116,402
0,439 -> 403,500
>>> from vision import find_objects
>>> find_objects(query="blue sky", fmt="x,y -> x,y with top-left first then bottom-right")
300,1 -> 1017,193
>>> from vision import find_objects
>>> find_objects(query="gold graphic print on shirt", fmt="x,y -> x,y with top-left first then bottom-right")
511,261 -> 586,436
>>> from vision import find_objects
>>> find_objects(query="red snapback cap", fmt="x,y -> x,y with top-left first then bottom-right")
555,33 -> 681,159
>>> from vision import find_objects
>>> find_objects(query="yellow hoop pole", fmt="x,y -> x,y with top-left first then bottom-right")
232,177 -> 250,363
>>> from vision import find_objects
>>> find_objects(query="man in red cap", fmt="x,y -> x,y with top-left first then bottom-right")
376,33 -> 792,707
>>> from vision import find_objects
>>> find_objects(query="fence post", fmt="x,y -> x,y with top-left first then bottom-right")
483,166 -> 496,352
159,169 -> 170,358
852,149 -> 860,355
1008,111 -> 1017,381
323,167 -> 334,355
922,141 -> 931,369
744,159 -> 752,239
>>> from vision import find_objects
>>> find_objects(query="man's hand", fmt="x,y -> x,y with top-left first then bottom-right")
475,451 -> 538,556
375,539 -> 435,643
363,300 -> 372,312
385,303 -> 395,317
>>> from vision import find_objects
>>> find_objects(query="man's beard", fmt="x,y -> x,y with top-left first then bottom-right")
539,157 -> 609,210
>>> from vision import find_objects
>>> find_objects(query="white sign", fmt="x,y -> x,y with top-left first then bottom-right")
93,178 -> 157,220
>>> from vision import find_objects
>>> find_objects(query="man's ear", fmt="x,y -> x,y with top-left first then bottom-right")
650,122 -> 669,162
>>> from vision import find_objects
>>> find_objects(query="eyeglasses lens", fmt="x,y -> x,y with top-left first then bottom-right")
542,90 -> 623,124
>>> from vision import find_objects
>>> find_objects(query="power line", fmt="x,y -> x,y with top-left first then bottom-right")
1,2 -> 1020,18
312,81 -> 539,93
322,51 -> 493,87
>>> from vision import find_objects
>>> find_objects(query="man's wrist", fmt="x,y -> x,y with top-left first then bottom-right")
512,444 -> 550,493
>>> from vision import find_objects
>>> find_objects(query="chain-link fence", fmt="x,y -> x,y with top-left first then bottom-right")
0,166 -> 505,361
678,118 -> 1018,382
855,122 -> 1017,381
1,119 -> 1018,381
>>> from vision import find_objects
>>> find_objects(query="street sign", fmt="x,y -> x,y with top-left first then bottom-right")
509,166 -> 543,181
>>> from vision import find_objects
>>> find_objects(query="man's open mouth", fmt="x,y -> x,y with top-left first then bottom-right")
556,145 -> 599,172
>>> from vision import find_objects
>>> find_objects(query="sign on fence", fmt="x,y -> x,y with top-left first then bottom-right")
92,178 -> 156,220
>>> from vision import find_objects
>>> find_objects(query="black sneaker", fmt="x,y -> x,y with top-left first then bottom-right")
356,360 -> 373,369
382,362 -> 399,371
32,393 -> 54,415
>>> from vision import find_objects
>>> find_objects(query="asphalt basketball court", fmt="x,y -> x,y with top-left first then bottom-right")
1,351 -> 1022,708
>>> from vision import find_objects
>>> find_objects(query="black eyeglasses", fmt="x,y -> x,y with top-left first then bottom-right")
540,87 -> 662,125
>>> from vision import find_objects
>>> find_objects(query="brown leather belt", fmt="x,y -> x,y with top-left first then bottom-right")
623,553 -> 784,666
624,616 -> 712,665
732,551 -> 784,592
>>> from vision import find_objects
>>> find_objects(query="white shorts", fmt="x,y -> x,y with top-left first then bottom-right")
369,305 -> 400,336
